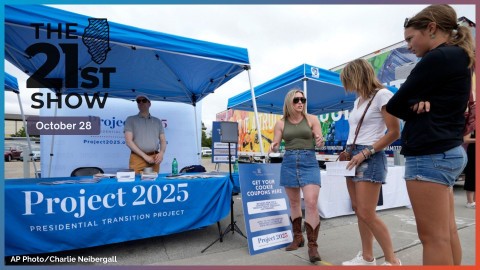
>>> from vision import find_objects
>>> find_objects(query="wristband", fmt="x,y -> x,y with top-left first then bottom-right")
361,150 -> 368,159
366,145 -> 375,156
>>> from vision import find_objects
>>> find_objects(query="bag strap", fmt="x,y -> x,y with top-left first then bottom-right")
348,90 -> 379,157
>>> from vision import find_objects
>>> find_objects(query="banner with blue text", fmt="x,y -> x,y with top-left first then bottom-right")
211,121 -> 237,163
5,176 -> 231,256
238,163 -> 292,255
40,94 -> 202,176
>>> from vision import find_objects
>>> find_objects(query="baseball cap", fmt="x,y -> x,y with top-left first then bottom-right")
136,94 -> 151,102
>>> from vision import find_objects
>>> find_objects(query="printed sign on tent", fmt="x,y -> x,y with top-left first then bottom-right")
40,94 -> 201,177
238,163 -> 292,255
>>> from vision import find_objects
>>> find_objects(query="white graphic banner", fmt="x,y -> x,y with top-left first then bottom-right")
40,93 -> 202,177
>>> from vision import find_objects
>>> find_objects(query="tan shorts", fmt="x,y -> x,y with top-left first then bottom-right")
129,152 -> 159,174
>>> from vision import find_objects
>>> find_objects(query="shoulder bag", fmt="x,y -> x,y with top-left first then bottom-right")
463,69 -> 475,136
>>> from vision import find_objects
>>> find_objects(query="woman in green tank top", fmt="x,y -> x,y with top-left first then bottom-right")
269,89 -> 325,262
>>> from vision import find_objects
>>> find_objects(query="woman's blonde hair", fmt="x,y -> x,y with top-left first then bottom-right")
340,59 -> 384,99
405,4 -> 475,68
283,88 -> 307,120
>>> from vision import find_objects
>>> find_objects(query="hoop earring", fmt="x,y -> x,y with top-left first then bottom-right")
430,34 -> 435,39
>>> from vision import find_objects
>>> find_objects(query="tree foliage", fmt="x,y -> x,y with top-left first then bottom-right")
11,127 -> 39,137
202,130 -> 212,148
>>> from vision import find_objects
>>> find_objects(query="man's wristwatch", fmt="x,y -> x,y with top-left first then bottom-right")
366,145 -> 376,156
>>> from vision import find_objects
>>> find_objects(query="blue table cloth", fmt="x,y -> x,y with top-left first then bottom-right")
5,174 -> 232,256
231,173 -> 240,193
201,172 -> 240,193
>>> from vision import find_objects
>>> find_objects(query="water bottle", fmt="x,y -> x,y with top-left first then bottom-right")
172,158 -> 178,175
233,158 -> 239,173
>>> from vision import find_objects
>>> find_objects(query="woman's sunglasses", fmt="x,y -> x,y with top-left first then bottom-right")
136,99 -> 149,103
293,97 -> 306,104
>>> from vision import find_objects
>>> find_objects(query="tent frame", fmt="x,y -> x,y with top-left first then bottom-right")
5,4 -> 253,176
5,73 -> 40,178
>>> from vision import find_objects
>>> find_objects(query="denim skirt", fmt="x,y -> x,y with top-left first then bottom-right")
404,145 -> 467,186
280,149 -> 321,187
345,145 -> 387,184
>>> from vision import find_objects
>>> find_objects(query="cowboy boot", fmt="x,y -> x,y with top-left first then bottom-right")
285,217 -> 304,251
304,221 -> 321,262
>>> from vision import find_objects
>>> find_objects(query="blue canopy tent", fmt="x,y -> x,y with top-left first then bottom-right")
229,63 -> 398,114
4,72 -> 40,177
5,72 -> 19,92
227,64 -> 397,152
5,5 -> 255,175
228,64 -> 355,115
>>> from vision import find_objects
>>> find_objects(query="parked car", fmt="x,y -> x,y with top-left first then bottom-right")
20,147 -> 41,161
5,146 -> 23,162
201,147 -> 212,156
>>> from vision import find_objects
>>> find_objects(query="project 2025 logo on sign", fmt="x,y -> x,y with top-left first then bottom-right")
27,19 -> 114,109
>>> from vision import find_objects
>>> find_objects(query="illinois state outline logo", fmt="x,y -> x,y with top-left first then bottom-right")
82,18 -> 110,64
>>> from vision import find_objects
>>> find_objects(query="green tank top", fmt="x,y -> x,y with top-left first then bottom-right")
282,117 -> 314,150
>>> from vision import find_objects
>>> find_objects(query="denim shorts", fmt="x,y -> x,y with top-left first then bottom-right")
404,145 -> 467,186
280,149 -> 321,187
345,145 -> 387,184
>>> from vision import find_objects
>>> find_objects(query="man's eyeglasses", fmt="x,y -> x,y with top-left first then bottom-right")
293,97 -> 306,104
136,99 -> 149,103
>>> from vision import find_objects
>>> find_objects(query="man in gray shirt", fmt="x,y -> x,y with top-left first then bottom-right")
124,95 -> 166,174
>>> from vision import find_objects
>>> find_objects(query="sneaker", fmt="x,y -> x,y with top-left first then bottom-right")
466,202 -> 476,209
381,259 -> 402,265
342,251 -> 376,265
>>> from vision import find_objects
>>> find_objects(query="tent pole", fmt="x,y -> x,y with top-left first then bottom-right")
194,104 -> 201,164
246,68 -> 265,157
303,78 -> 308,111
47,102 -> 58,178
16,92 -> 39,178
